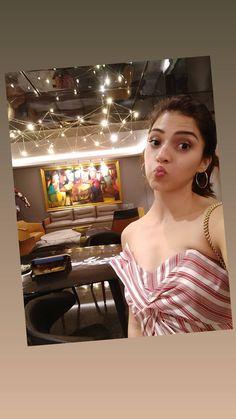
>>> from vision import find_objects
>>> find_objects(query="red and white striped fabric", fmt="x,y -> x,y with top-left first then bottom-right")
109,244 -> 233,335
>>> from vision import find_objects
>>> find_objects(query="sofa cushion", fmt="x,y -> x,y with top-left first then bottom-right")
94,215 -> 113,222
71,217 -> 96,226
46,220 -> 73,230
96,204 -> 119,217
50,209 -> 73,222
73,206 -> 96,220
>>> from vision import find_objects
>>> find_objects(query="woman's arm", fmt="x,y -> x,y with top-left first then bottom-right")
128,307 -> 142,338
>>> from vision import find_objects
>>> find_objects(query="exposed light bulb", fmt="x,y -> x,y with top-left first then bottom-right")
48,146 -> 55,154
111,133 -> 118,143
83,138 -> 87,142
133,111 -> 139,118
21,150 -> 28,156
10,132 -> 15,138
102,108 -> 108,114
74,89 -> 77,95
100,85 -> 105,93
76,78 -> 79,83
95,141 -> 100,146
46,78 -> 50,84
61,132 -> 65,137
38,119 -> 42,124
101,119 -> 108,127
50,108 -> 54,113
28,86 -> 31,90
105,76 -> 110,86
80,118 -> 84,123
37,76 -> 41,80
10,83 -> 14,88
122,119 -> 126,125
106,97 -> 113,104
27,123 -> 34,131
56,96 -> 59,101
118,75 -> 122,82
35,143 -> 39,148
96,65 -> 100,69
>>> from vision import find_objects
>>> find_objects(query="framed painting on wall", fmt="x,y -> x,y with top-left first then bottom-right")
40,160 -> 122,211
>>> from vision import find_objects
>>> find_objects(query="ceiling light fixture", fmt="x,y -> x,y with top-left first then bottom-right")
21,150 -> 28,157
106,97 -> 113,104
27,123 -> 34,131
111,133 -> 118,143
101,119 -> 108,127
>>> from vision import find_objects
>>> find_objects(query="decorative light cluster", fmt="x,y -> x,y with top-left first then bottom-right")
8,63 -> 142,157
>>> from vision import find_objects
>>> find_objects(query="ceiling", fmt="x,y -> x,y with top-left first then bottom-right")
5,56 -> 214,167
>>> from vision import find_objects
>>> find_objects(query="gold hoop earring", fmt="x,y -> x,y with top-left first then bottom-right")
195,171 -> 208,189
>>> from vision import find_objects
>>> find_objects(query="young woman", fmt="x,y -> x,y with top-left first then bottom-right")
110,95 -> 233,337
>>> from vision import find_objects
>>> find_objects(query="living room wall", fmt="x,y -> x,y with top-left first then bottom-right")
13,155 -> 154,223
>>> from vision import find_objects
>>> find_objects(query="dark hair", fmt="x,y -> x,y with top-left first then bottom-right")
148,95 -> 219,197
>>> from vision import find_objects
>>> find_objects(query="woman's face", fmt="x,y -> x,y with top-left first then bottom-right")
144,111 -> 211,193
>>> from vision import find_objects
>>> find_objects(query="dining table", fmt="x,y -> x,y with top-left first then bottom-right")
21,244 -> 128,337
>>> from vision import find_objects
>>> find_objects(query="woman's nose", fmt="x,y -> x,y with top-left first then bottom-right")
155,143 -> 171,163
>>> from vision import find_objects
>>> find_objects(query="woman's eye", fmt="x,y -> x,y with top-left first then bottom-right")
148,138 -> 161,146
178,142 -> 191,151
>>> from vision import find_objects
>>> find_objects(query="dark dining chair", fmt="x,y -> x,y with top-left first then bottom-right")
84,231 -> 121,311
25,291 -> 111,345
111,207 -> 141,234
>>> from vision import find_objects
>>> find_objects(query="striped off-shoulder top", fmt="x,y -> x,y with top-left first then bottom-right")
109,243 -> 233,336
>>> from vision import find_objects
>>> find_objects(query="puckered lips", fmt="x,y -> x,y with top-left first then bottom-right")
153,165 -> 167,178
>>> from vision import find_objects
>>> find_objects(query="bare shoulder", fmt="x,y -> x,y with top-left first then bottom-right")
121,217 -> 145,249
206,201 -> 228,267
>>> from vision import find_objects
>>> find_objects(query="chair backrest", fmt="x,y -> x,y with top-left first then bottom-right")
111,207 -> 140,234
25,291 -> 76,345
85,231 -> 121,246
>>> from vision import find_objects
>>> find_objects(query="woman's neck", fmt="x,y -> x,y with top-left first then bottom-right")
149,189 -> 205,222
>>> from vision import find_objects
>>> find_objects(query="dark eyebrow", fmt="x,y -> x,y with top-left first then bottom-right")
149,128 -> 199,141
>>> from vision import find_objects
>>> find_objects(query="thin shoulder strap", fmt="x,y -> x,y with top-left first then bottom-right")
203,201 -> 227,270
